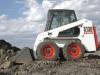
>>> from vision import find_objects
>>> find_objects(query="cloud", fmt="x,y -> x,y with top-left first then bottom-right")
0,0 -> 100,48
22,0 -> 45,21
0,0 -> 46,48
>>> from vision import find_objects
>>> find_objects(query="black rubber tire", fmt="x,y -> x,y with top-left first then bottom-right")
36,41 -> 59,61
63,42 -> 85,60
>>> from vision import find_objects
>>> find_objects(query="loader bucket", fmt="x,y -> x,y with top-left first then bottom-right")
13,47 -> 34,64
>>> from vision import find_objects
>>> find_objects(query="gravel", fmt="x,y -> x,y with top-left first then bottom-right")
0,40 -> 100,75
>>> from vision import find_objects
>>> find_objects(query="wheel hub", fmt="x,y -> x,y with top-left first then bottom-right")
67,44 -> 81,59
42,44 -> 55,59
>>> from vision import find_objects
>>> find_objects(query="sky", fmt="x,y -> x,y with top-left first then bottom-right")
0,0 -> 100,48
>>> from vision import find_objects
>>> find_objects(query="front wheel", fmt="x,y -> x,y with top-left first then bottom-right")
63,43 -> 85,60
36,41 -> 59,61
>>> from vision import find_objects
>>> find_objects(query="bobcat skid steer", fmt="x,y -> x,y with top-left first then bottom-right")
33,9 -> 99,61
14,9 -> 99,64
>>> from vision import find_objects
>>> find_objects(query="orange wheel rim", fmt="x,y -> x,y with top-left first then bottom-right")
67,44 -> 81,59
42,44 -> 55,60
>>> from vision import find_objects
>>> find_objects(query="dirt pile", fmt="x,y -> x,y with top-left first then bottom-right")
0,40 -> 100,75
0,40 -> 20,65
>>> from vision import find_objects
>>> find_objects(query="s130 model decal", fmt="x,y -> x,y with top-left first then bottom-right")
84,27 -> 93,34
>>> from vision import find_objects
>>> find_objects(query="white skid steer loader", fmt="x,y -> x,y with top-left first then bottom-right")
14,9 -> 99,64
33,9 -> 99,60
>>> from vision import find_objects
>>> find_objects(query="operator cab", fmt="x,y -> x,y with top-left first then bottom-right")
45,9 -> 79,37
45,9 -> 77,31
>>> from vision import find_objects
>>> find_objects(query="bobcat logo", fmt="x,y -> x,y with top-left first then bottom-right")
84,27 -> 93,34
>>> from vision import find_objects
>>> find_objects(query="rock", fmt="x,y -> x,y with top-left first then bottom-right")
48,70 -> 52,74
0,61 -> 12,69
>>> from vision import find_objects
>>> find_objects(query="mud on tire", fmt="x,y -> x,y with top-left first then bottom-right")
63,42 -> 85,60
36,41 -> 59,61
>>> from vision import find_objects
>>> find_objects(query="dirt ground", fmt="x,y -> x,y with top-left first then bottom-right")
0,40 -> 100,75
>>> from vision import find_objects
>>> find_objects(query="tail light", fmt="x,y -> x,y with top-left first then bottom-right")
93,25 -> 99,49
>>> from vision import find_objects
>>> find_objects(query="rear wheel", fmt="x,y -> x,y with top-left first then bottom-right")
36,41 -> 58,61
63,43 -> 85,60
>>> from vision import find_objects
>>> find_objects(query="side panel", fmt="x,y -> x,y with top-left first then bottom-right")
79,21 -> 96,52
81,34 -> 96,51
